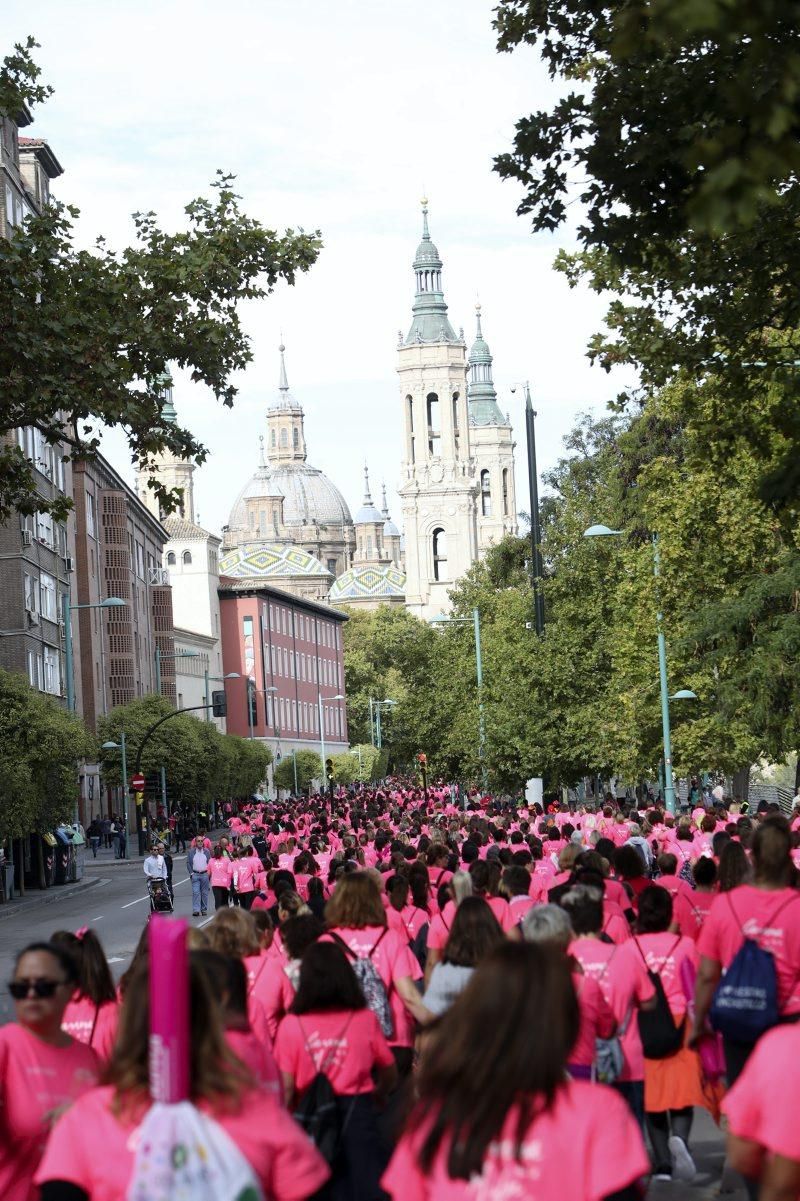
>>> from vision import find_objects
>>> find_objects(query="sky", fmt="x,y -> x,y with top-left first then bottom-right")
9,0 -> 633,535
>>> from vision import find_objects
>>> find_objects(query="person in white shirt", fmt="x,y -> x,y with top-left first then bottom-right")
143,846 -> 167,880
186,836 -> 210,916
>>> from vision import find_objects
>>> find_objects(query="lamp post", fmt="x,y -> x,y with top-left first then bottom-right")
100,735 -> 129,860
154,647 -> 200,697
583,525 -> 698,813
511,381 -> 545,635
318,692 -> 345,790
64,597 -> 127,712
430,608 -> 486,789
371,698 -> 397,750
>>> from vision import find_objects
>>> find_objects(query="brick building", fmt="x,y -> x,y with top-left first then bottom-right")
219,583 -> 348,783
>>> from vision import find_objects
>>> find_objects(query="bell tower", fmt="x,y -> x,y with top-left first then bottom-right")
397,201 -> 478,619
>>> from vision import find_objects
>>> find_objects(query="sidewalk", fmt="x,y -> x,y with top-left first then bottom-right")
0,874 -> 101,921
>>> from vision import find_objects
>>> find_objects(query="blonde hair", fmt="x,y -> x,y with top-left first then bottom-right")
205,908 -> 260,958
325,873 -> 386,930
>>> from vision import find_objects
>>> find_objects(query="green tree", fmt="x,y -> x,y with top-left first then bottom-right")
274,750 -> 321,794
0,668 -> 94,841
0,39 -> 321,521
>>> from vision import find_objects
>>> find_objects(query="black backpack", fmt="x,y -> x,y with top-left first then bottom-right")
635,936 -> 685,1059
292,1017 -> 354,1166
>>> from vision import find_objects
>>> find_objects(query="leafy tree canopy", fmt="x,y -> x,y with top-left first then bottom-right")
0,39 -> 322,521
274,749 -> 321,794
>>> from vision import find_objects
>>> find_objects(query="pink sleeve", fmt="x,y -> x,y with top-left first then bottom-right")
696,897 -> 723,963
272,1018 -> 299,1076
369,1011 -> 396,1070
723,1027 -> 798,1158
263,1101 -> 330,1200
34,1097 -> 92,1190
585,1087 -> 650,1198
426,914 -> 447,951
389,936 -> 423,983
382,1130 -> 430,1201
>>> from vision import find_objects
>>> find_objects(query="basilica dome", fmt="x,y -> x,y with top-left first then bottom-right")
228,461 -> 352,532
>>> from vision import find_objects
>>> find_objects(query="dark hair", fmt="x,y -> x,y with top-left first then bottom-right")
718,841 -> 751,892
712,831 -> 731,858
387,874 -> 409,911
613,845 -> 645,881
753,817 -> 793,887
594,837 -> 616,861
282,914 -> 324,960
410,943 -> 579,1178
442,897 -> 504,968
656,852 -> 678,877
290,941 -> 366,1014
635,885 -> 673,933
14,941 -> 78,983
693,856 -> 717,888
191,950 -> 248,1020
559,885 -> 603,935
500,865 -> 530,899
50,930 -> 116,1004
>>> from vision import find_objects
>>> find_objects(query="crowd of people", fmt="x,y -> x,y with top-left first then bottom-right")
3,781 -> 800,1200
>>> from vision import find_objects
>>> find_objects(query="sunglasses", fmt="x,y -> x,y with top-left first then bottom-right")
8,978 -> 67,1000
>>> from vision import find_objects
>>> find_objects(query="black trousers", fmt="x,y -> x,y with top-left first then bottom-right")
212,885 -> 229,910
312,1095 -> 390,1201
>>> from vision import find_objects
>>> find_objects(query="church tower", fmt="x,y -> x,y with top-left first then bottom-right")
397,201 -> 478,619
266,344 -> 307,464
136,374 -> 196,522
468,305 -> 518,550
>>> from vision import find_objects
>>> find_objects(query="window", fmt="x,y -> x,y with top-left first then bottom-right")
280,428 -> 288,448
23,572 -> 37,614
43,646 -> 61,695
327,558 -> 337,575
427,393 -> 440,456
27,649 -> 42,690
39,573 -> 57,620
432,528 -> 448,582
502,469 -> 510,516
452,394 -> 460,442
36,510 -> 54,548
167,551 -> 176,566
480,470 -> 492,518
407,396 -> 415,463
136,542 -> 145,579
293,428 -> 299,450
271,429 -> 276,447
182,551 -> 192,565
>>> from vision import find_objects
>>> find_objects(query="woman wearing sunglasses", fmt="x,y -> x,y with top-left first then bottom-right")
0,942 -> 100,1201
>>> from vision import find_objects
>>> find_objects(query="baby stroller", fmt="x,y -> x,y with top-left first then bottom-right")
148,876 -> 174,915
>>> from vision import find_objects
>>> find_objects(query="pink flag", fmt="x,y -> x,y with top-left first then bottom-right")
149,917 -> 189,1102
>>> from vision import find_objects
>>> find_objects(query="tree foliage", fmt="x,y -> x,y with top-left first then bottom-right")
273,750 -> 321,794
0,669 -> 94,840
0,40 -> 322,521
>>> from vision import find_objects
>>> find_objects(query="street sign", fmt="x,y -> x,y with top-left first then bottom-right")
131,772 -> 145,791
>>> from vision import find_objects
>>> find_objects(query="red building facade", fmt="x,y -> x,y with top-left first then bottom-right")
219,583 -> 349,762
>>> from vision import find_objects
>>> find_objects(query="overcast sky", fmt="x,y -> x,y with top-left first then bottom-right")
10,1 -> 633,534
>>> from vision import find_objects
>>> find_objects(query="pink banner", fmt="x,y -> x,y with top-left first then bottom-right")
148,916 -> 189,1102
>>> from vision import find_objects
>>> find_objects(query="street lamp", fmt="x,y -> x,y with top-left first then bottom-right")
318,692 -> 345,789
583,525 -> 698,814
368,697 -> 397,749
64,596 -> 126,712
510,381 -> 545,636
154,647 -> 200,697
430,608 -> 487,790
100,735 -> 129,860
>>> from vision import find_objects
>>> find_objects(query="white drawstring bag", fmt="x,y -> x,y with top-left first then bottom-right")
126,1100 -> 263,1201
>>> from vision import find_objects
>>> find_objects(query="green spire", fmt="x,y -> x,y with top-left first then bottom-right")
467,304 -> 507,426
405,198 -> 458,345
157,372 -> 177,423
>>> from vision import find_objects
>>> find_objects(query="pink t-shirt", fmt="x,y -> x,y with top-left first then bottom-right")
723,1023 -> 800,1160
225,1027 -> 282,1100
207,856 -> 232,888
388,905 -> 429,942
570,937 -> 655,1082
600,902 -> 631,945
0,1024 -> 99,1201
235,856 -> 259,893
697,885 -> 800,1015
508,895 -> 537,926
485,895 -> 516,933
629,932 -> 698,1019
426,901 -> 457,952
570,971 -> 615,1067
61,995 -> 119,1063
274,1008 -> 394,1095
248,955 -> 296,1040
34,1084 -> 329,1201
382,1081 -> 649,1201
324,925 -> 422,1048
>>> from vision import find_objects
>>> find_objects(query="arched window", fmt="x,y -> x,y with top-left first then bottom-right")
293,428 -> 299,450
182,550 -> 192,565
280,428 -> 288,448
166,551 -> 176,566
452,393 -> 460,454
270,429 -> 276,447
432,527 -> 447,582
502,468 -> 510,516
480,470 -> 492,517
407,395 -> 415,463
427,393 -> 440,456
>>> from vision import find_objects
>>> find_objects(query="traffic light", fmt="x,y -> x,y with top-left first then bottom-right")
211,690 -> 227,717
417,752 -> 427,767
134,791 -> 145,807
326,757 -> 335,780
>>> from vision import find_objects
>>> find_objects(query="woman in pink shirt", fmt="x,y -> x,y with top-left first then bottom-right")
382,941 -> 649,1201
207,844 -> 233,909
36,952 -> 329,1201
234,845 -> 260,910
0,942 -> 99,1201
51,928 -> 119,1063
275,941 -> 397,1199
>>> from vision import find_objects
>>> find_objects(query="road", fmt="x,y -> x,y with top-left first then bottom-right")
0,849 -> 749,1200
0,847 -> 212,1026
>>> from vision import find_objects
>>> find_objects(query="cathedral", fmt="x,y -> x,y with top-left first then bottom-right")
145,202 -> 518,620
